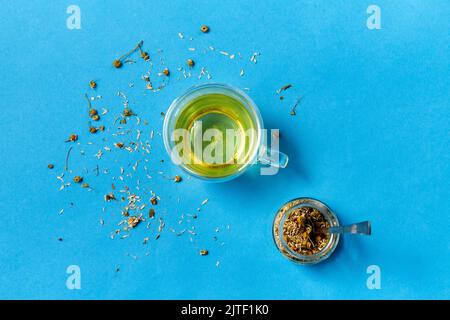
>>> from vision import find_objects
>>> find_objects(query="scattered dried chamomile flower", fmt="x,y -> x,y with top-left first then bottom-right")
112,59 -> 122,68
123,108 -> 134,117
127,216 -> 141,228
200,250 -> 209,256
200,25 -> 210,33
89,126 -> 98,134
98,125 -> 105,131
89,109 -> 98,117
114,142 -> 124,148
89,80 -> 97,89
187,59 -> 195,67
141,51 -> 150,61
174,175 -> 182,183
66,134 -> 78,142
73,176 -> 83,183
91,114 -> 100,121
47,164 -> 54,169
104,193 -> 116,201
162,68 -> 170,76
150,197 -> 158,205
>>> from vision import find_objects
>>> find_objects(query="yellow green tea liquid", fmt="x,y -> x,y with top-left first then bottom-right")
174,93 -> 259,178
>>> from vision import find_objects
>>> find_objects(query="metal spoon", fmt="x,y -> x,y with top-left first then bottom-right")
328,221 -> 371,235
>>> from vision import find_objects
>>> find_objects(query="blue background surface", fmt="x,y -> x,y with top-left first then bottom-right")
0,0 -> 449,299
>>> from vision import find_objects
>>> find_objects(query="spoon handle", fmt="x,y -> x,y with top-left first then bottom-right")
329,221 -> 371,235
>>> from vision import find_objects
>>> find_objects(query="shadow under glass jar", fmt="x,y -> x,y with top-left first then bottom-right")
272,198 -> 340,265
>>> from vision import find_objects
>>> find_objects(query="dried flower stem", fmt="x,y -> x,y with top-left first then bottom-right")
118,40 -> 144,62
85,93 -> 92,109
277,84 -> 292,94
65,146 -> 73,171
290,96 -> 302,116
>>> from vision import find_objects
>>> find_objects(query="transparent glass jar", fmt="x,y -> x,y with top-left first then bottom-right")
272,198 -> 340,265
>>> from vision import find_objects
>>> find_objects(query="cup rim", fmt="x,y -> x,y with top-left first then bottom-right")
163,83 -> 264,182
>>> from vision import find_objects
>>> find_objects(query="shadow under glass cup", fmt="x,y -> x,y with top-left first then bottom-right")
163,83 -> 288,182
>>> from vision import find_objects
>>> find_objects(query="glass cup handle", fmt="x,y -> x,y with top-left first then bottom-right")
257,149 -> 289,168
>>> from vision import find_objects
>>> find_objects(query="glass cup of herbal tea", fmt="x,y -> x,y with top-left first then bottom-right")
163,83 -> 288,182
272,198 -> 340,265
